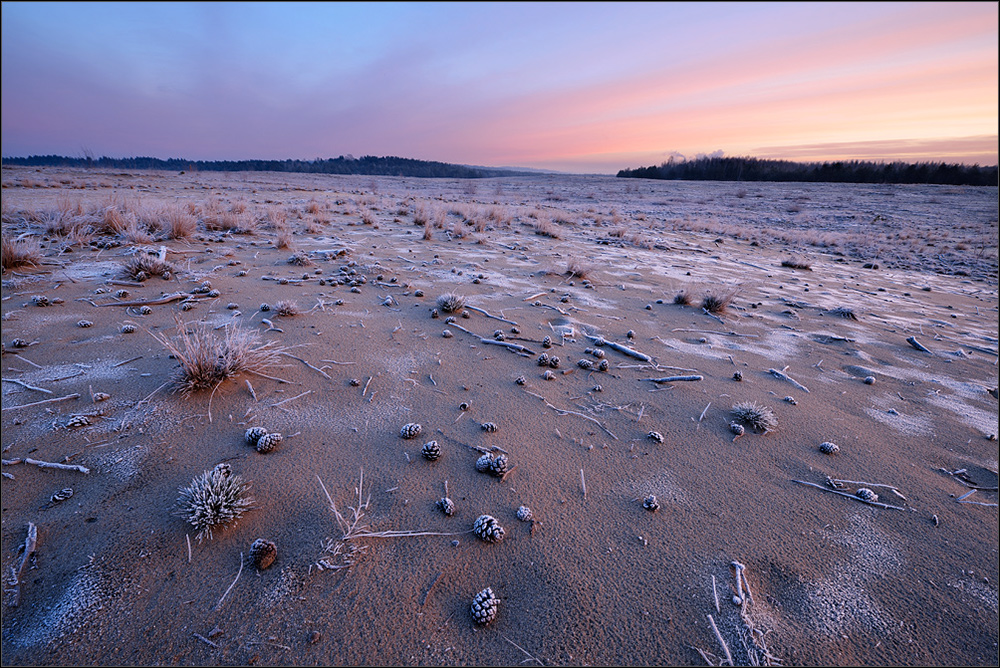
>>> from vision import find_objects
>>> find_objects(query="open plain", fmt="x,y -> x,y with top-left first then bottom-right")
1,165 -> 997,666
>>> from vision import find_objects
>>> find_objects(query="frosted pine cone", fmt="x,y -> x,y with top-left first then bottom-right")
66,415 -> 91,428
548,356 -> 560,368
855,488 -> 878,503
818,441 -> 839,455
473,515 -> 505,543
249,538 -> 277,570
597,359 -> 609,371
542,336 -> 552,348
643,494 -> 660,511
516,505 -> 533,522
480,422 -> 498,433
77,319 -> 94,328
577,359 -> 594,370
476,454 -> 495,473
256,432 -> 282,453
421,440 -> 441,461
31,295 -> 49,307
488,454 -> 509,477
730,422 -> 746,437
471,587 -> 499,625
437,497 -> 455,516
647,431 -> 664,443
121,323 -> 136,334
400,423 -> 422,439
537,353 -> 550,367
245,427 -> 268,446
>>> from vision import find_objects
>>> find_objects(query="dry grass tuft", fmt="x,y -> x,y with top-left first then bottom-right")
1,235 -> 42,271
175,465 -> 253,540
565,260 -> 591,279
701,288 -> 738,313
121,253 -> 175,281
274,300 -> 300,317
162,208 -> 198,240
827,306 -> 858,320
150,319 -> 288,393
673,290 -> 692,306
436,293 -> 466,313
781,258 -> 812,271
731,401 -> 778,433
275,226 -> 294,249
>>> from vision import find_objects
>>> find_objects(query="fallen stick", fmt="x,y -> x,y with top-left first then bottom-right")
193,632 -> 219,648
702,308 -> 726,325
503,635 -> 543,666
281,352 -> 331,379
92,292 -> 197,307
906,336 -> 932,353
1,393 -> 80,412
956,489 -> 976,502
706,614 -> 734,667
465,305 -> 517,326
271,389 -> 312,407
213,552 -> 244,612
523,390 -> 618,440
699,403 -> 712,423
580,468 -> 587,498
9,353 -> 43,369
792,480 -> 904,510
712,574 -> 720,613
585,335 -> 653,363
829,478 -> 906,492
768,367 -> 809,393
10,522 -> 38,607
420,571 -> 444,607
448,322 -> 535,354
643,375 -> 704,383
3,457 -> 90,474
672,328 -> 760,339
2,378 -> 53,394
245,380 -> 257,401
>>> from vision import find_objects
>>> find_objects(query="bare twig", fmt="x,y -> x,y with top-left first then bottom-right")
792,480 -> 904,510
3,377 -> 52,394
245,379 -> 257,401
420,571 -> 444,607
712,574 -> 720,613
707,614 -> 734,666
465,305 -> 518,326
906,336 -> 932,353
768,367 -> 809,393
271,389 -> 312,407
643,375 -> 703,383
2,393 -> 80,412
585,334 -> 653,363
9,522 -> 37,607
281,352 -> 331,379
3,457 -> 89,474
193,632 -> 219,648
702,308 -> 726,325
522,389 -> 618,439
580,468 -> 587,498
699,403 -> 712,423
92,292 -> 197,307
10,353 -> 43,369
503,635 -> 543,666
448,322 -> 535,354
213,551 -> 244,612
672,328 -> 759,339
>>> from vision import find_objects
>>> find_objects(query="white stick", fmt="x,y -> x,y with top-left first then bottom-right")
712,574 -> 720,613
580,468 -> 587,498
186,534 -> 192,563
3,457 -> 89,474
707,614 -> 733,666
2,393 -> 80,411
213,552 -> 244,611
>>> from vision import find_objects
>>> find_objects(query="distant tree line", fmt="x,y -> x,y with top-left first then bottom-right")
1,154 -> 525,178
617,156 -> 998,186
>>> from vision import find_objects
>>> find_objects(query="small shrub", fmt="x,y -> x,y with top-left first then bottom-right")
275,226 -> 294,249
287,252 -> 313,267
731,401 -> 778,433
781,258 -> 812,271
673,291 -> 692,306
162,208 -> 197,240
150,320 -> 288,393
701,288 -> 737,313
436,293 -> 466,313
121,254 -> 175,281
565,261 -> 591,279
175,465 -> 253,540
274,300 -> 300,317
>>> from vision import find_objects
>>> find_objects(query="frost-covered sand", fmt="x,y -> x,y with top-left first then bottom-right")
2,165 -> 997,666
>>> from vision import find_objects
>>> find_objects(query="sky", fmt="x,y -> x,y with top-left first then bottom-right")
1,1 -> 997,174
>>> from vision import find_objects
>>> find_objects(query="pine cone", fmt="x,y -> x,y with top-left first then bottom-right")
818,441 -> 839,455
598,359 -> 609,371
471,587 -> 499,625
473,515 -> 505,543
256,432 -> 282,453
647,431 -> 664,443
245,427 -> 268,446
421,440 -> 441,461
643,494 -> 660,511
476,454 -> 495,472
488,454 -> 509,477
249,538 -> 277,570
480,422 -> 498,433
730,422 -> 745,436
577,359 -> 594,370
537,353 -> 550,367
437,497 -> 455,516
548,356 -> 560,368
855,488 -> 878,503
400,423 -> 422,439
516,505 -> 533,522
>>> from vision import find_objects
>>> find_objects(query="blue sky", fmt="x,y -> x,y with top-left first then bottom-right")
2,2 -> 996,173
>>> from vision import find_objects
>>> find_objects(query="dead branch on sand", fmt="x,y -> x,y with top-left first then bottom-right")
464,304 -> 518,326
643,375 -> 704,383
768,367 -> 809,393
792,480 -> 904,510
447,322 -> 535,354
906,336 -> 933,353
2,393 -> 80,412
3,457 -> 89,474
585,334 -> 653,364
8,522 -> 37,607
521,389 -> 618,440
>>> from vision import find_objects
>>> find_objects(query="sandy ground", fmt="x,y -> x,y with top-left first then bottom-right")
1,165 -> 998,666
